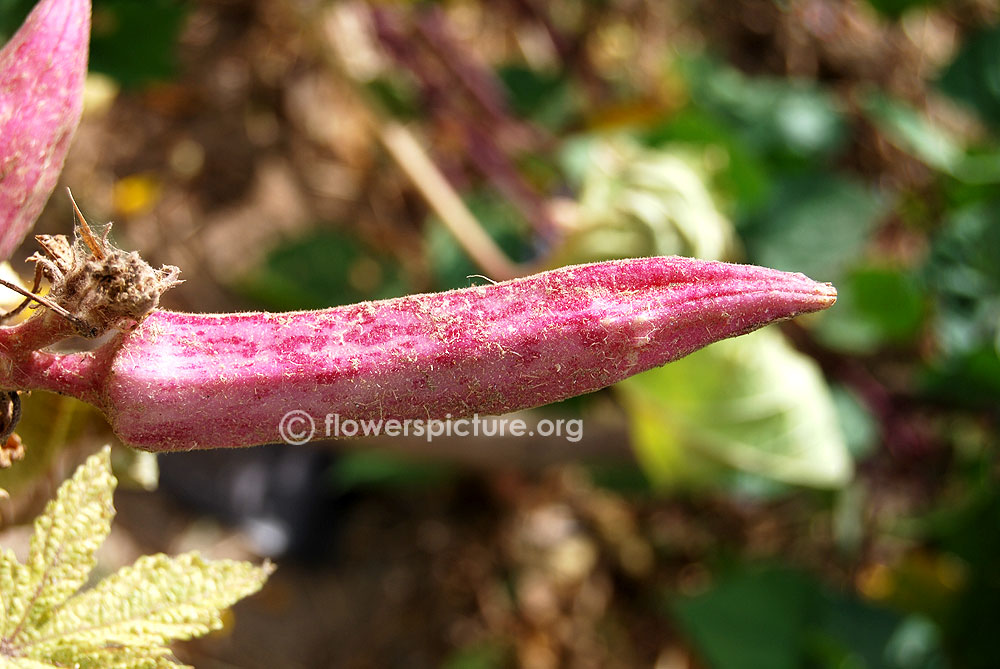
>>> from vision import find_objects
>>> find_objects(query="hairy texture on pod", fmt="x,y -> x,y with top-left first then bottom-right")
36,257 -> 836,451
0,0 -> 90,261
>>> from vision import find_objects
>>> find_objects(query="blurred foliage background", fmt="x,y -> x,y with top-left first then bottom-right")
1,0 -> 999,667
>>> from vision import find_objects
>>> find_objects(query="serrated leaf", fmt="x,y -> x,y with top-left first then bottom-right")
1,446 -> 272,667
11,447 -> 115,641
32,552 -> 273,652
619,328 -> 852,489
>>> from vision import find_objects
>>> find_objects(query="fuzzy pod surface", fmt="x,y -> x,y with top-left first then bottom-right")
41,256 -> 839,451
0,0 -> 90,261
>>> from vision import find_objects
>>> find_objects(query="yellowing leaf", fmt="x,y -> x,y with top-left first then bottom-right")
556,136 -> 735,265
43,642 -> 186,669
15,447 -> 115,641
34,552 -> 274,652
6,657 -> 63,668
0,547 -> 32,638
0,445 -> 272,668
619,328 -> 853,489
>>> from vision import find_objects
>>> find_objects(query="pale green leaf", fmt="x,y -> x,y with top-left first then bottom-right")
0,547 -> 33,637
9,447 -> 115,643
619,328 -> 853,488
5,657 -> 62,668
39,641 -> 186,669
864,92 -> 963,173
0,446 -> 271,668
32,552 -> 273,651
864,91 -> 1000,184
556,136 -> 735,265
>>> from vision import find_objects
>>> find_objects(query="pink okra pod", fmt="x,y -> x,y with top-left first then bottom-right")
5,257 -> 836,451
0,0 -> 90,260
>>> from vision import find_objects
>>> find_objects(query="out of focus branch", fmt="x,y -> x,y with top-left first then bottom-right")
296,3 -> 531,281
377,122 -> 523,280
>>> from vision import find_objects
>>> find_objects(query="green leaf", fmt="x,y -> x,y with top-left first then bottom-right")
4,1 -> 185,87
239,229 -> 409,310
920,201 -> 1000,407
496,64 -> 577,130
670,566 -> 814,669
89,0 -> 188,87
682,57 -> 846,164
555,136 -> 735,265
0,395 -> 101,499
640,108 -> 772,212
366,76 -> 421,121
864,92 -> 964,172
33,552 -> 273,653
669,565 -> 946,669
923,346 -> 1000,408
15,447 -> 116,639
864,92 -> 1000,184
937,24 -> 1000,131
924,202 -> 1000,357
741,173 -> 884,281
619,328 -> 852,489
0,0 -> 34,41
816,266 -> 926,353
330,451 -> 457,492
864,0 -> 941,19
442,641 -> 509,669
830,385 -> 878,460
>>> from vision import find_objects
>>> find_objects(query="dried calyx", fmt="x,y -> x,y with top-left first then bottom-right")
0,193 -> 179,453
19,191 -> 181,338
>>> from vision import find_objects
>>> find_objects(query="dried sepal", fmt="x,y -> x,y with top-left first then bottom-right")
27,193 -> 181,337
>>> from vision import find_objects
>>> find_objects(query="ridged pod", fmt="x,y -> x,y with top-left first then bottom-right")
44,256 -> 838,451
0,0 -> 90,261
